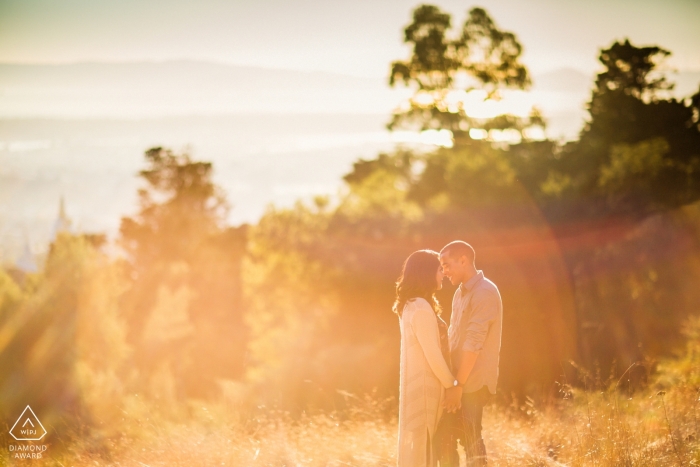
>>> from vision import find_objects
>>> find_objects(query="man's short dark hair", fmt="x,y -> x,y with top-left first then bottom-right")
440,240 -> 475,264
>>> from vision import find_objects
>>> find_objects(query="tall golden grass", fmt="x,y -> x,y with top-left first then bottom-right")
1,318 -> 697,467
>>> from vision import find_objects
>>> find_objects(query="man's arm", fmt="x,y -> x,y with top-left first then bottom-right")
455,349 -> 479,384
444,289 -> 499,412
443,350 -> 478,412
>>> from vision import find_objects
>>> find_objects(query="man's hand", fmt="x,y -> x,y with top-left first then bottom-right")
443,386 -> 463,413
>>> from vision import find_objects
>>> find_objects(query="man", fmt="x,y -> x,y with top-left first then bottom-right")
435,241 -> 503,466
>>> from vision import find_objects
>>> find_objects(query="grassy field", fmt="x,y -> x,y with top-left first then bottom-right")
3,382 -> 696,466
2,319 -> 699,467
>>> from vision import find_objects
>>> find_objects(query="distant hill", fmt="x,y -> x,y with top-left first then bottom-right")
0,61 -> 407,117
532,68 -> 593,94
531,67 -> 699,98
0,61 -> 696,134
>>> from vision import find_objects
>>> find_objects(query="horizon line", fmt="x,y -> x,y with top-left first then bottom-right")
0,59 -> 623,77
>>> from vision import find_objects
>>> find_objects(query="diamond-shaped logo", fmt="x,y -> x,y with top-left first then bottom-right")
9,406 -> 47,441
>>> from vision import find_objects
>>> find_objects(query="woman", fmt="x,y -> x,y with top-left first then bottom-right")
394,249 -> 455,467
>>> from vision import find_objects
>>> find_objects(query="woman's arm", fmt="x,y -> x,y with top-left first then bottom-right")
411,301 -> 455,389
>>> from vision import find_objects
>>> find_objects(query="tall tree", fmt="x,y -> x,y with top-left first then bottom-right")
388,5 -> 537,141
594,39 -> 673,102
119,147 -> 246,398
553,39 -> 700,214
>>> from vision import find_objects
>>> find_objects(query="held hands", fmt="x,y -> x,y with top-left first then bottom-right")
443,386 -> 463,413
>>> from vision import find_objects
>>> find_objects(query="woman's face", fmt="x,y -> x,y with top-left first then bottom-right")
435,264 -> 444,291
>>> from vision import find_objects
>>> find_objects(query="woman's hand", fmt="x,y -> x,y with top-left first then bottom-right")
443,386 -> 463,412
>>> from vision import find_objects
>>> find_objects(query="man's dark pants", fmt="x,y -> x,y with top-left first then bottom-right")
434,385 -> 491,467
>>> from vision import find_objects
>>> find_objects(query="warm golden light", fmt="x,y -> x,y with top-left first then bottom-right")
1,0 -> 699,465
391,129 -> 454,148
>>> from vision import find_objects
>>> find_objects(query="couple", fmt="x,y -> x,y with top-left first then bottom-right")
395,241 -> 503,467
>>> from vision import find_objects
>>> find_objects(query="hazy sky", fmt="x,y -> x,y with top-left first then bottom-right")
1,0 -> 699,77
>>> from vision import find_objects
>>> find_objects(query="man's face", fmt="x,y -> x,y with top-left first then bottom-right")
439,251 -> 464,286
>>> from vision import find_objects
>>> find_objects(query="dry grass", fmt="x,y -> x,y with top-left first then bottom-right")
1,381 -> 697,467
3,316 -> 699,466
484,384 -> 699,466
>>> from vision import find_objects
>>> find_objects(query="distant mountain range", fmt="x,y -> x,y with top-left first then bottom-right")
532,66 -> 699,96
0,61 -> 407,117
0,61 -> 697,135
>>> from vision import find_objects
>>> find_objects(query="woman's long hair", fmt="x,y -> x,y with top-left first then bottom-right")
392,249 -> 442,317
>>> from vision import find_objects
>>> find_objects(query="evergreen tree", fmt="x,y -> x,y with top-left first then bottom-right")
119,147 -> 246,398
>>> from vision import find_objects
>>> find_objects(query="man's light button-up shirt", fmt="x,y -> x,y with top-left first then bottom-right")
447,270 -> 503,395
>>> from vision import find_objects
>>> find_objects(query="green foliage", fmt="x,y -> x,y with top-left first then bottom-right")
118,147 -> 247,399
599,137 -> 671,208
390,5 -> 529,93
552,40 -> 700,215
0,233 -> 131,445
601,138 -> 670,188
408,142 -> 520,208
0,267 -> 24,320
390,5 -> 452,91
656,315 -> 700,388
539,171 -> 573,198
562,199 -> 700,382
595,39 -> 672,102
119,147 -> 229,266
458,8 -> 530,90
388,5 -> 532,137
341,142 -> 524,213
343,152 -> 414,187
340,152 -> 422,224
243,201 -> 339,408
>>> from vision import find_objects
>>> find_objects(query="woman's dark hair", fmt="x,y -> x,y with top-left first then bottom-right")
392,249 -> 442,317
